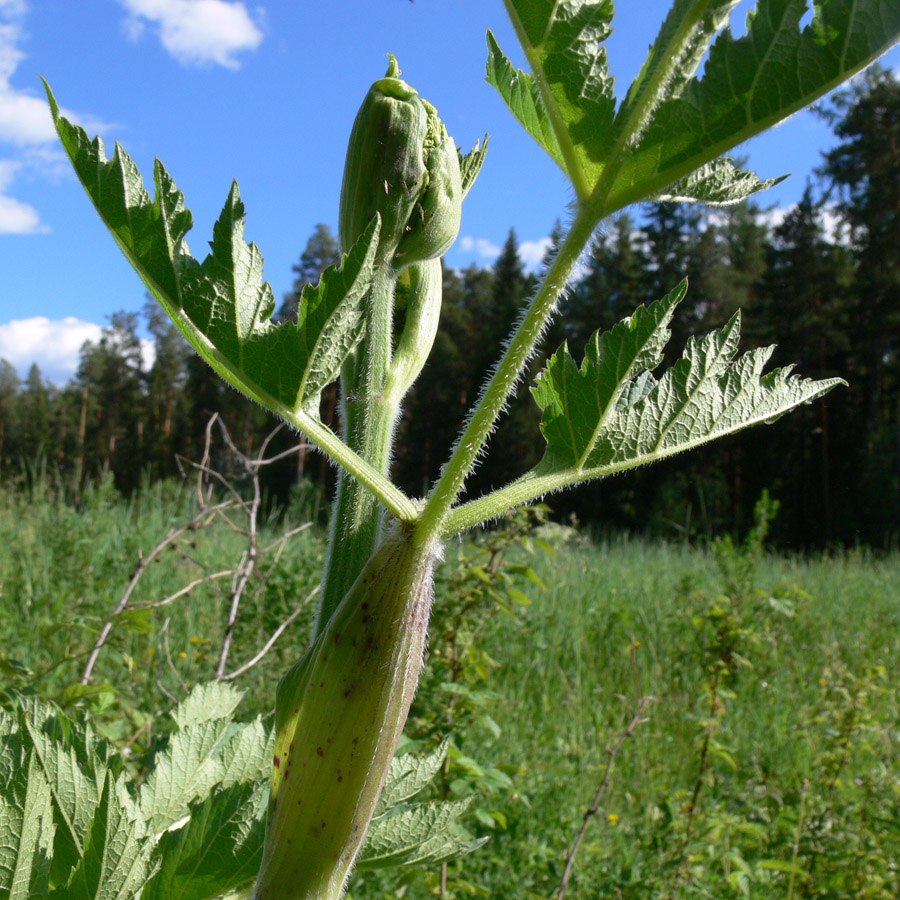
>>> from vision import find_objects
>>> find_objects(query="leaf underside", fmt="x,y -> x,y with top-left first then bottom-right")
533,286 -> 845,479
489,0 -> 900,210
42,80 -> 378,422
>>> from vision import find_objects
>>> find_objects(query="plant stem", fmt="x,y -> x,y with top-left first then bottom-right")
419,205 -> 597,542
316,263 -> 403,635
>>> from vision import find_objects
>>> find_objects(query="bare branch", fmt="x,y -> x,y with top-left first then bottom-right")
556,696 -> 651,900
221,584 -> 319,680
136,570 -> 235,609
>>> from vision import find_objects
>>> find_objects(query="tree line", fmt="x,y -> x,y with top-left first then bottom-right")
1,68 -> 897,548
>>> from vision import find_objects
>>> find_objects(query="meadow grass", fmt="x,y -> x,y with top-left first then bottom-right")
2,482 -> 898,896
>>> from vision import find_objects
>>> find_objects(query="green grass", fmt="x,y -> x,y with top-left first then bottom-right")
2,483 -> 898,897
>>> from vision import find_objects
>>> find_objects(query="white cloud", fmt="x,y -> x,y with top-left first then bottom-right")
119,0 -> 264,69
460,234 -> 555,273
0,2 -> 109,234
519,237 -> 554,271
0,316 -> 102,383
460,235 -> 502,259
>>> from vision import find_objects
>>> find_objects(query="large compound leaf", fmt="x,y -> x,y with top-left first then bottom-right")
44,81 -> 378,421
487,0 -> 616,199
358,799 -> 482,871
533,283 -> 684,470
490,0 -> 900,211
0,754 -> 55,900
20,712 -> 106,882
376,740 -> 449,813
608,0 -> 900,210
533,292 -> 844,479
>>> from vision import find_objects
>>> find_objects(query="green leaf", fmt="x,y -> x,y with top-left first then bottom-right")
459,136 -> 489,199
376,739 -> 449,813
141,782 -> 267,900
615,0 -> 742,148
58,683 -> 118,708
171,683 -> 243,732
485,31 -> 566,172
65,771 -> 158,900
218,718 -> 274,791
487,0 -> 617,199
20,710 -> 107,881
532,282 -> 685,470
534,291 -> 845,480
0,754 -> 55,900
606,0 -> 900,211
43,80 -> 378,422
358,799 -> 475,869
490,1 -> 900,213
652,157 -> 788,205
139,685 -> 244,834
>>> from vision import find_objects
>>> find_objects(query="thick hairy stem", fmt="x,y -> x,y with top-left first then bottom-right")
254,522 -> 440,900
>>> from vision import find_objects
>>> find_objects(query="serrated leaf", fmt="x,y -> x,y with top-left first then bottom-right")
0,753 -> 55,900
0,711 -> 24,789
358,799 -> 473,868
65,771 -> 158,900
533,283 -> 685,470
141,782 -> 267,900
376,739 -> 449,814
139,725 -> 232,835
606,0 -> 900,211
652,157 -> 788,205
485,32 -> 565,171
616,0 -> 742,148
534,293 -> 844,480
20,710 -> 106,881
43,80 -> 378,422
487,0 -> 617,199
218,718 -> 274,791
459,136 -> 489,200
491,1 -> 900,213
172,683 -> 244,732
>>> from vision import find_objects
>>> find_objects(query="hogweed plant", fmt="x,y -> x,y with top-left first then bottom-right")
7,0 -> 898,898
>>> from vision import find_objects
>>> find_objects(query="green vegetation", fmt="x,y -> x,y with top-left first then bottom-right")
2,1 -> 899,897
2,485 -> 898,897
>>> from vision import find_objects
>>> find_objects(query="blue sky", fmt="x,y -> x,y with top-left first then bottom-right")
0,0 -> 897,384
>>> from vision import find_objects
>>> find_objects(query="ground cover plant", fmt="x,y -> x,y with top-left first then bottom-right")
4,0 -> 899,898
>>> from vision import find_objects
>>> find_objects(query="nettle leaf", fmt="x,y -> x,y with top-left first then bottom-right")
142,782 -> 267,900
65,771 -> 158,900
652,157 -> 788,205
44,80 -> 378,421
533,283 -> 685,470
20,710 -> 107,881
358,799 -> 478,870
534,290 -> 844,479
139,684 -> 245,834
606,0 -> 900,210
0,754 -> 55,900
487,0 -> 616,199
376,739 -> 449,813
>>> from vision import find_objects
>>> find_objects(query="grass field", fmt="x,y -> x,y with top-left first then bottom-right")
1,480 -> 898,898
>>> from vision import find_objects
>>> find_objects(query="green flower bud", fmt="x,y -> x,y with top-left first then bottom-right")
339,56 -> 462,269
253,523 -> 439,900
